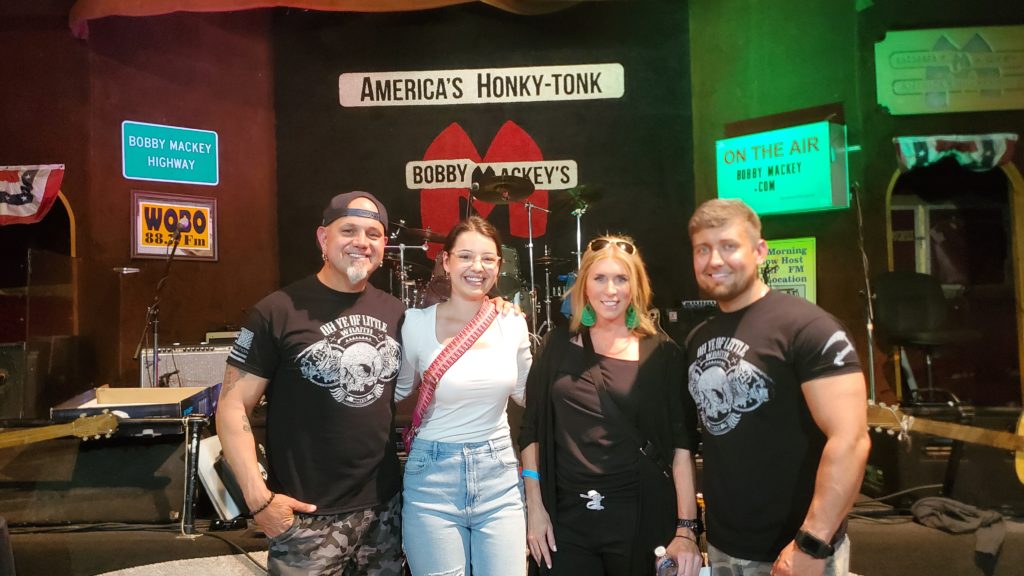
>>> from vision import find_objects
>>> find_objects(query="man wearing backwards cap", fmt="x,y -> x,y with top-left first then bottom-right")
218,191 -> 405,575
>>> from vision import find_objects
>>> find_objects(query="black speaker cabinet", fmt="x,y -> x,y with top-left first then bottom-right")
139,344 -> 230,388
0,435 -> 189,524
0,342 -> 38,420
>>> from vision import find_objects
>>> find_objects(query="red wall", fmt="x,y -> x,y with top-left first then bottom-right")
1,2 -> 279,392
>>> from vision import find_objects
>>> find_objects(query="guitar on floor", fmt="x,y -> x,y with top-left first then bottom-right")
867,402 -> 1024,484
0,412 -> 119,449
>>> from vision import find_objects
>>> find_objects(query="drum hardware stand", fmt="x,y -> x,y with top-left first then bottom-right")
570,204 -> 587,270
179,413 -> 208,538
522,200 -> 551,332
536,246 -> 556,337
385,242 -> 427,307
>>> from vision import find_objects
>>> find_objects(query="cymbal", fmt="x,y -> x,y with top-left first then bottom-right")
383,253 -> 432,272
474,175 -> 535,204
390,222 -> 446,243
551,185 -> 601,212
535,255 -> 571,266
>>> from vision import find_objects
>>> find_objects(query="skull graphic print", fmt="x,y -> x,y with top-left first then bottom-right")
298,314 -> 401,407
688,336 -> 774,436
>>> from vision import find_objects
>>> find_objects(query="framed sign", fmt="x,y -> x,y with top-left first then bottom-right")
131,190 -> 218,261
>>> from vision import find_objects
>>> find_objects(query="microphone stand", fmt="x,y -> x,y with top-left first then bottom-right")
852,183 -> 878,401
133,228 -> 185,387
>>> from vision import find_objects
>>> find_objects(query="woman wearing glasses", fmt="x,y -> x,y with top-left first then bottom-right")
396,216 -> 532,576
519,235 -> 704,576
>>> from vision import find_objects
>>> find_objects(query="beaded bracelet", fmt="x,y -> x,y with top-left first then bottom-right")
521,469 -> 540,481
673,534 -> 698,544
251,492 -> 275,516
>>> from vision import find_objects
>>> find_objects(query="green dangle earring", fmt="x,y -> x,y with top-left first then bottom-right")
581,303 -> 597,327
625,305 -> 639,329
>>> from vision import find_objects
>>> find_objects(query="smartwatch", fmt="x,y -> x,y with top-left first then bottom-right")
794,529 -> 834,559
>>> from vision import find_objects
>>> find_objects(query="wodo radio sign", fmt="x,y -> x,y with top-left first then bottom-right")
131,190 -> 218,261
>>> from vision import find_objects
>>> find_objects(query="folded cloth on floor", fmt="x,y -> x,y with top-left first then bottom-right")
912,496 -> 1006,576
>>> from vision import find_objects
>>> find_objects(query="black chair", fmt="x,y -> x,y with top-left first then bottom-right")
872,271 -> 981,403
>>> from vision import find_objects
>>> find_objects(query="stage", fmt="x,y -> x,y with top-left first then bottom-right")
5,512 -> 1023,576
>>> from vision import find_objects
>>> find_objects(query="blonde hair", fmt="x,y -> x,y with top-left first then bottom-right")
688,199 -> 762,240
567,235 -> 656,336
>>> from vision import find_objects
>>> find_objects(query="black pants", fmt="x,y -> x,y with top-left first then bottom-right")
548,487 -> 643,576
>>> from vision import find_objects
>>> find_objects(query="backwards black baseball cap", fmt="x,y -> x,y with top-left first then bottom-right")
321,191 -> 388,231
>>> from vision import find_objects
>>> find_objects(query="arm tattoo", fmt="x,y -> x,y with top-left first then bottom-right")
242,414 -> 252,433
223,365 -> 251,394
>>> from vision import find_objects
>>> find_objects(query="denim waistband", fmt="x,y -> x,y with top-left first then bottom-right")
410,436 -> 513,457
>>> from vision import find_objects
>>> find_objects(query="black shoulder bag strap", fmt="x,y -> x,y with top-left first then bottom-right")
581,330 -> 672,479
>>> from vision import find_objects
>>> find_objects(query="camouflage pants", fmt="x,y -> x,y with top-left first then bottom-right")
707,536 -> 850,576
267,492 -> 404,576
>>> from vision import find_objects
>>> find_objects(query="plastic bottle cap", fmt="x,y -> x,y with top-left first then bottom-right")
654,545 -> 668,557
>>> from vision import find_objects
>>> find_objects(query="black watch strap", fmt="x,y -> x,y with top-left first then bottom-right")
795,529 -> 835,559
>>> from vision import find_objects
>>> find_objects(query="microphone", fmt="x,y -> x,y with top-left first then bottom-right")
171,216 -> 191,243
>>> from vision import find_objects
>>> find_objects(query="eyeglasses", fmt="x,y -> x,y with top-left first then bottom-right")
588,238 -> 636,255
450,251 -> 501,268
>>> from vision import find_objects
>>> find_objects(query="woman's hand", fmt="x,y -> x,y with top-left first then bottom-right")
526,501 -> 557,569
666,533 -> 703,576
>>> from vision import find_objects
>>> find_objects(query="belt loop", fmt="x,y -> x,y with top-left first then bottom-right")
431,440 -> 439,461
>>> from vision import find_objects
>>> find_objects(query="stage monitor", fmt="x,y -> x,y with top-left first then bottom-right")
715,120 -> 850,215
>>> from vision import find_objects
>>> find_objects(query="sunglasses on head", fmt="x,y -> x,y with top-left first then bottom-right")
588,238 -> 636,255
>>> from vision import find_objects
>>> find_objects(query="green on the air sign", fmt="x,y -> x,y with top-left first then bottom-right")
715,121 -> 849,216
122,121 -> 219,186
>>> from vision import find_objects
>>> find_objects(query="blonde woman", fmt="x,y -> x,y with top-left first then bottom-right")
519,235 -> 703,576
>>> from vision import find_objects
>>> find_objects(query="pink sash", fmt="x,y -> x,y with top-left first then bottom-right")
402,300 -> 498,450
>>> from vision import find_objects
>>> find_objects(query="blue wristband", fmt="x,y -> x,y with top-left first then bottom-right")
521,469 -> 540,481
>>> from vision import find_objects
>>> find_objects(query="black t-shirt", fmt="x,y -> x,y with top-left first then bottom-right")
685,290 -> 861,561
552,345 -> 639,491
227,275 -> 405,515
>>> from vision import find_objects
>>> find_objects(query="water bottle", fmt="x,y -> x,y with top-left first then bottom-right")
654,545 -> 678,576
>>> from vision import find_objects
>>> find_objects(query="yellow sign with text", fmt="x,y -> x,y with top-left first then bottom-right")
138,201 -> 212,252
762,237 -> 816,303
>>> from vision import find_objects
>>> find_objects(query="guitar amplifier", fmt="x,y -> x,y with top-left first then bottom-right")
864,404 -> 1024,515
139,344 -> 231,388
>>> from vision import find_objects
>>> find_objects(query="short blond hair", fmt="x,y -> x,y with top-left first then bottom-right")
567,235 -> 656,337
688,199 -> 762,240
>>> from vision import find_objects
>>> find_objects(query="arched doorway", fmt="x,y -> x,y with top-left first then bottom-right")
883,158 -> 1024,406
0,190 -> 78,417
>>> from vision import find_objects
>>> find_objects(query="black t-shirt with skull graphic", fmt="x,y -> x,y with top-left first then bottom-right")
685,289 -> 861,562
227,274 -> 405,515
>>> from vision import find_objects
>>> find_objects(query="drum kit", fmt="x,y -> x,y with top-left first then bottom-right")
383,174 -> 594,339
